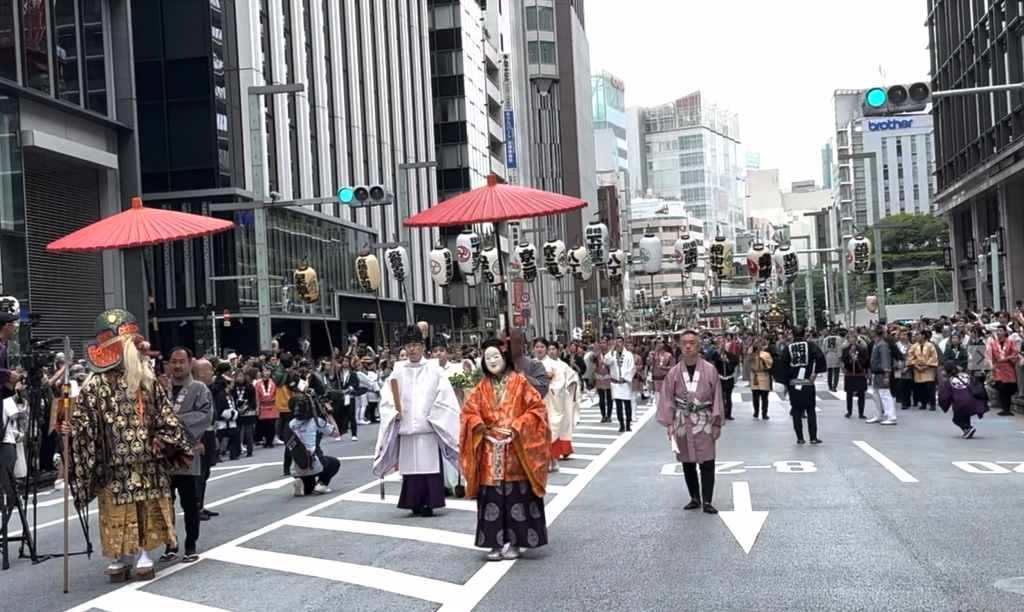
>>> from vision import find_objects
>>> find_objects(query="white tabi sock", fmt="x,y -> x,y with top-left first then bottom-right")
137,549 -> 154,569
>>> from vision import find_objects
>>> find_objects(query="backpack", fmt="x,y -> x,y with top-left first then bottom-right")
286,423 -> 316,475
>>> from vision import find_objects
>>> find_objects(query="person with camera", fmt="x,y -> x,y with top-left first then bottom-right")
288,384 -> 340,497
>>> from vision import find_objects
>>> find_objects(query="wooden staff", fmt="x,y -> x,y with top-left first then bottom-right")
59,382 -> 71,593
390,378 -> 403,415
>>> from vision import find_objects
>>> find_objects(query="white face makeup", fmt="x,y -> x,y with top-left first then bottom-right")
483,346 -> 505,375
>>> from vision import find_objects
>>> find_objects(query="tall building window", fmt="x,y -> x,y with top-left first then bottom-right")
81,0 -> 106,114
23,0 -> 50,92
539,41 -> 555,64
303,0 -> 320,197
0,5 -> 15,81
525,6 -> 537,29
283,0 -> 301,198
538,6 -> 554,30
527,41 -> 538,63
260,0 -> 279,193
212,0 -> 230,185
322,0 -> 337,202
54,0 -> 81,104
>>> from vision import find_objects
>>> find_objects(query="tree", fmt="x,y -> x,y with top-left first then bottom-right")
859,213 -> 953,306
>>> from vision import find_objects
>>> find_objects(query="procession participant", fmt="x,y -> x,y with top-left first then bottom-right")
938,361 -> 989,438
868,326 -> 898,426
507,330 -> 549,398
778,326 -> 826,445
822,328 -> 843,392
649,338 -> 675,405
711,335 -> 738,421
841,329 -> 871,419
432,334 -> 463,496
591,337 -> 612,422
987,324 -> 1018,416
907,329 -> 940,411
533,338 -> 578,470
605,336 -> 636,432
65,310 -> 193,581
373,325 -> 461,517
747,338 -> 773,419
460,337 -> 550,561
656,330 -> 725,514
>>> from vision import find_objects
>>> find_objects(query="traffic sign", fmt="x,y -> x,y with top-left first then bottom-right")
521,308 -> 531,318
519,293 -> 530,303
223,309 -> 231,327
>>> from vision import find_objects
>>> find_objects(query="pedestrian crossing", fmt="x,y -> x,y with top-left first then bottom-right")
67,395 -> 656,612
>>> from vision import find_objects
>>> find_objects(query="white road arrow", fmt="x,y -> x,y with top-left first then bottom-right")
719,481 -> 768,554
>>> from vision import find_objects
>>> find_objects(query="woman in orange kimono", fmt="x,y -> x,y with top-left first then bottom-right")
460,338 -> 551,561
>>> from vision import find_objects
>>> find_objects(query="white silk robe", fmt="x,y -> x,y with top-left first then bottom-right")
542,357 -> 580,443
605,350 -> 636,401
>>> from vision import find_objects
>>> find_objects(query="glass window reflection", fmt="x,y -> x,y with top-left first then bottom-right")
81,0 -> 107,114
23,0 -> 50,92
54,0 -> 80,104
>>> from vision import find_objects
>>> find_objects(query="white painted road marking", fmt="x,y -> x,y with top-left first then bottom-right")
853,441 -> 919,482
719,481 -> 769,554
288,515 -> 479,549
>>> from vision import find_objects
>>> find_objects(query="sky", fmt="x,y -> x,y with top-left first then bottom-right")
585,0 -> 931,187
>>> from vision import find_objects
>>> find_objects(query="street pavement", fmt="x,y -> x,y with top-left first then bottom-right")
4,382 -> 1024,611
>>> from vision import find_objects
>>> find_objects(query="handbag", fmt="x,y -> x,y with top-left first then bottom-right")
968,377 -> 988,401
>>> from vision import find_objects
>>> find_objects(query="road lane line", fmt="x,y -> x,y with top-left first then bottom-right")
288,515 -> 478,549
437,401 -> 660,612
85,589 -> 234,612
853,441 -> 919,483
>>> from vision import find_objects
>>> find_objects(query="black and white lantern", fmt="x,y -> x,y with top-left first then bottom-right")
429,243 -> 453,286
774,244 -> 799,284
742,297 -> 754,312
557,303 -> 567,318
675,235 -> 700,272
747,242 -> 773,282
638,232 -> 662,275
585,221 -> 610,268
515,242 -> 539,282
847,235 -> 872,274
543,238 -> 568,278
709,234 -> 733,280
456,229 -> 482,276
355,251 -> 381,292
607,248 -> 625,286
659,294 -> 673,310
480,245 -> 503,286
697,291 -> 710,311
384,245 -> 409,283
568,245 -> 593,282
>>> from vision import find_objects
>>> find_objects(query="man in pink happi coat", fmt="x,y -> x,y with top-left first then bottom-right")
656,330 -> 725,514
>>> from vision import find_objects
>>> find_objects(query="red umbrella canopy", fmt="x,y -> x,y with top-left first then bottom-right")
47,197 -> 234,253
403,174 -> 587,228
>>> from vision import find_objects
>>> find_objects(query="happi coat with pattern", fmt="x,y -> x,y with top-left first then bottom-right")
656,358 -> 724,464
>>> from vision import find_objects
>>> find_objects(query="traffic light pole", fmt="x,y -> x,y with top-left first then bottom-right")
397,162 -> 437,326
838,152 -> 886,323
248,83 -> 305,351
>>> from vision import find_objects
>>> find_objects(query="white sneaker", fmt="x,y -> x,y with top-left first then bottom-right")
865,418 -> 880,424
293,478 -> 305,497
351,436 -> 358,442
314,483 -> 332,494
881,420 -> 897,426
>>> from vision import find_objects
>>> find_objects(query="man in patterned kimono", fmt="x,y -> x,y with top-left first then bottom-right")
373,326 -> 462,517
778,326 -> 827,445
656,330 -> 725,514
460,337 -> 550,561
65,309 -> 192,581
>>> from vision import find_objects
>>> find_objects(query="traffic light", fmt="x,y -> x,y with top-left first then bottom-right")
338,185 -> 392,207
862,83 -> 931,117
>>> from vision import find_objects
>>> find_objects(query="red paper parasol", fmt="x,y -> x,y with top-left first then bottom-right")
47,197 -> 234,253
403,174 -> 587,227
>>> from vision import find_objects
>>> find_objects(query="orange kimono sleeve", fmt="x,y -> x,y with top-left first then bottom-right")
459,383 -> 487,499
511,378 -> 552,498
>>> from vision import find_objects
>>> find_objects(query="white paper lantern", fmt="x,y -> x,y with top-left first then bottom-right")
429,244 -> 453,286
709,235 -> 733,280
866,295 -> 879,314
847,235 -> 872,274
697,291 -> 709,311
608,268 -> 623,286
456,229 -> 482,276
773,244 -> 800,284
568,245 -> 593,282
822,309 -> 831,321
384,245 -> 409,284
585,221 -> 610,268
742,297 -> 754,312
674,235 -> 699,272
607,248 -> 626,271
638,232 -> 662,275
480,245 -> 503,285
355,251 -> 381,292
659,294 -> 673,309
542,238 -> 568,278
747,243 -> 773,282
515,242 -> 539,283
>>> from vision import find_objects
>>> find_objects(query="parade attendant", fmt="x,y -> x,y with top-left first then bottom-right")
649,339 -> 675,405
592,337 -> 613,422
747,339 -> 773,420
907,330 -> 940,411
778,326 -> 826,445
432,335 -> 464,496
868,326 -> 898,426
711,337 -> 738,421
508,330 -> 550,398
460,338 -> 550,561
822,330 -> 843,392
605,336 -> 636,432
66,309 -> 193,581
937,361 -> 989,438
987,325 -> 1018,416
656,330 -> 724,514
841,332 -> 871,419
534,339 -> 579,470
373,325 -> 461,517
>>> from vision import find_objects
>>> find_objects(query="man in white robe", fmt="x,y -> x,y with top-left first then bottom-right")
373,326 -> 462,517
532,340 -> 579,472
605,335 -> 636,432
431,335 -> 464,496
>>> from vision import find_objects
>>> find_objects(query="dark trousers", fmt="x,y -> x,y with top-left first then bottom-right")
217,427 -> 240,460
334,398 -> 357,437
898,377 -> 914,407
169,474 -> 200,554
790,403 -> 818,441
682,460 -> 715,503
196,431 -> 217,509
278,414 -> 293,474
238,417 -> 255,456
597,388 -> 612,421
720,378 -> 735,419
846,391 -> 865,416
256,419 -> 276,447
996,381 -> 1017,414
364,401 -> 379,424
915,380 -> 936,408
300,455 -> 340,495
827,367 -> 840,390
952,414 -> 972,431
615,399 -> 632,428
752,390 -> 769,417
38,430 -> 58,472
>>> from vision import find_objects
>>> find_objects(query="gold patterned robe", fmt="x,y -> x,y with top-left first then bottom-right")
69,373 -> 192,558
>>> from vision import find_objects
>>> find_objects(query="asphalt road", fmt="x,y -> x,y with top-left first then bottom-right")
4,383 -> 1024,612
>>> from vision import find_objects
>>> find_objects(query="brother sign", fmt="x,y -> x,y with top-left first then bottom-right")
867,119 -> 914,131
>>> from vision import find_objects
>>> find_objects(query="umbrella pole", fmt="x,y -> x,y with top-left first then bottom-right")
374,291 -> 388,353
320,301 -> 335,358
497,222 -> 516,337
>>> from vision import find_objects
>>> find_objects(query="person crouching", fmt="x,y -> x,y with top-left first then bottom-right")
288,391 -> 340,496
937,361 -> 989,439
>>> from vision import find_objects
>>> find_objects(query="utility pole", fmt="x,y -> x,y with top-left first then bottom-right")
249,83 -> 305,351
396,161 -> 437,325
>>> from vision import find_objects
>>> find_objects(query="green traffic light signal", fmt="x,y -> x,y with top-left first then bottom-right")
338,187 -> 355,204
866,88 -> 886,108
